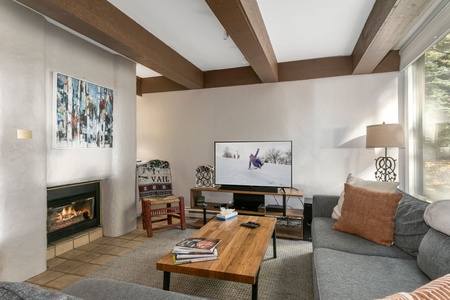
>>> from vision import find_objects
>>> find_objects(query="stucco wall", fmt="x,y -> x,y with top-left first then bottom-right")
0,1 -> 136,281
137,72 -> 402,208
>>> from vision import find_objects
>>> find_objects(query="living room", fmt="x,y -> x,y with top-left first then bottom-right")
1,1 -> 449,298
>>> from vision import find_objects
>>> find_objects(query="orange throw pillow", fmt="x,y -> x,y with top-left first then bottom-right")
379,274 -> 450,300
332,183 -> 403,246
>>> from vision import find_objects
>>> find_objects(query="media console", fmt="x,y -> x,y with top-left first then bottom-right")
189,185 -> 304,217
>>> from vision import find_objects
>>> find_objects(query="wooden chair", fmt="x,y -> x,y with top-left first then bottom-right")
137,160 -> 186,237
141,195 -> 186,237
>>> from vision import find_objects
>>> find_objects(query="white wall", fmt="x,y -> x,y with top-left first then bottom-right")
0,1 -> 136,281
137,72 -> 401,208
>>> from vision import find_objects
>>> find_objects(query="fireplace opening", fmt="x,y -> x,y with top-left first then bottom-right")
47,181 -> 101,244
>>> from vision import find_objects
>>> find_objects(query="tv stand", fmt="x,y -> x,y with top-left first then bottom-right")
219,185 -> 279,193
190,185 -> 303,217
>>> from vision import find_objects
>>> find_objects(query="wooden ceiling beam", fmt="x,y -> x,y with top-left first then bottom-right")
204,66 -> 262,88
138,77 -> 188,95
139,52 -> 400,93
352,0 -> 432,74
279,56 -> 353,82
15,0 -> 203,89
205,0 -> 278,83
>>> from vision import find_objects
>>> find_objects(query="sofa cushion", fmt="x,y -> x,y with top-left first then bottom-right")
332,173 -> 399,219
313,248 -> 430,300
332,184 -> 403,246
378,274 -> 450,300
0,281 -> 81,300
394,191 -> 430,257
312,217 -> 413,259
424,199 -> 450,236
417,228 -> 450,280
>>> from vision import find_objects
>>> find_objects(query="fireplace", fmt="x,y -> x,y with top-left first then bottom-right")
47,181 -> 101,244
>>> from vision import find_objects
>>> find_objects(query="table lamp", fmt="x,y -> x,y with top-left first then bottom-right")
366,123 -> 405,182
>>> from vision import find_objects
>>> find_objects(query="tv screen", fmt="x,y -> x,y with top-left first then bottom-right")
214,141 -> 292,192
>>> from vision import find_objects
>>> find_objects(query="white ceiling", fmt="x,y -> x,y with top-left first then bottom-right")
107,0 -> 376,78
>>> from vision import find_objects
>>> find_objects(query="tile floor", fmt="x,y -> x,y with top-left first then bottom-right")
26,216 -> 195,291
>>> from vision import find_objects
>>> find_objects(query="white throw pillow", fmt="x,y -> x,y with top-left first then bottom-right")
423,199 -> 450,236
331,173 -> 400,219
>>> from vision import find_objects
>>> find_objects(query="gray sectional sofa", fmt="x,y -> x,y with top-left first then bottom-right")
311,191 -> 450,300
0,278 -> 206,300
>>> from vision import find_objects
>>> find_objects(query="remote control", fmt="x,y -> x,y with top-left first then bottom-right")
240,222 -> 260,228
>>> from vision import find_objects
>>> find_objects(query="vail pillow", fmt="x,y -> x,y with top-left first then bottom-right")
379,274 -> 450,300
423,199 -> 450,236
331,173 -> 400,219
332,183 -> 403,246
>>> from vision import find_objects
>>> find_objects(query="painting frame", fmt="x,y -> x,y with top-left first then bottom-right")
53,72 -> 114,149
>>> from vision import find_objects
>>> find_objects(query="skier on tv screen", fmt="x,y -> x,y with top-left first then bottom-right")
249,148 -> 264,169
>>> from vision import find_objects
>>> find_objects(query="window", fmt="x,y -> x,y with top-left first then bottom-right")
408,32 -> 450,201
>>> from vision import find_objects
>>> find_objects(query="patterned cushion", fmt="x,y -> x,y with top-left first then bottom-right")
379,274 -> 450,300
137,159 -> 173,198
333,183 -> 403,246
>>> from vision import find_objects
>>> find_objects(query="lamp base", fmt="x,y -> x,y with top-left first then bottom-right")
374,156 -> 397,182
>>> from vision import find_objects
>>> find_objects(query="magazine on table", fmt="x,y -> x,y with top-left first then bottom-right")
174,237 -> 221,253
174,248 -> 218,260
172,254 -> 219,265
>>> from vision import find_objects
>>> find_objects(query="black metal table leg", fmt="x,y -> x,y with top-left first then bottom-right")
163,271 -> 170,290
202,204 -> 207,225
252,268 -> 261,300
272,225 -> 277,258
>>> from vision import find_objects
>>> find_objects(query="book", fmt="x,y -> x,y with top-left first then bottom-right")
174,237 -> 221,253
173,253 -> 219,265
174,248 -> 218,260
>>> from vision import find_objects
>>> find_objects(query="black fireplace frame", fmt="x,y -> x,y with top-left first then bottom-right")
47,181 -> 101,244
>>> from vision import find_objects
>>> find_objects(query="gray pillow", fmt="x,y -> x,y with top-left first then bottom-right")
394,191 -> 430,257
417,228 -> 450,280
424,199 -> 450,235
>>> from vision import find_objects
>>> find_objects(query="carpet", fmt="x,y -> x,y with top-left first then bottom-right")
88,228 -> 314,300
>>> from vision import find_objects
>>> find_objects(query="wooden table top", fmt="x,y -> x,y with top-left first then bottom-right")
156,215 -> 276,284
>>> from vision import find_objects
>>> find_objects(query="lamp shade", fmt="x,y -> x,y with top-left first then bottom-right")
366,123 -> 405,148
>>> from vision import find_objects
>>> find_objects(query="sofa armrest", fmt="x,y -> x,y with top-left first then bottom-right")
312,195 -> 339,218
0,282 -> 81,300
62,278 -> 207,300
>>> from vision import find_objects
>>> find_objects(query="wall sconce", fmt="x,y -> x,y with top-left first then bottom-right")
366,123 -> 404,182
17,129 -> 33,139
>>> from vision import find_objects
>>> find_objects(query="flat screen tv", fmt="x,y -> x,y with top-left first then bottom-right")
214,141 -> 292,193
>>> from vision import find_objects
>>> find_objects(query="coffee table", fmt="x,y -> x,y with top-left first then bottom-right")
156,215 -> 277,300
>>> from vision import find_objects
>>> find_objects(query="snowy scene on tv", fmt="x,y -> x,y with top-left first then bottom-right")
215,141 -> 292,188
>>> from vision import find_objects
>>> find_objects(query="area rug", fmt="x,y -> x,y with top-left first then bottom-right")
87,228 -> 313,300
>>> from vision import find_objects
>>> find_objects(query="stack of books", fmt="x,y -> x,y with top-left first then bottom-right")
172,237 -> 221,264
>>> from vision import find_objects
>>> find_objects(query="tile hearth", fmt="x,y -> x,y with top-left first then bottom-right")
27,218 -> 148,291
46,227 -> 104,260
26,216 -> 195,291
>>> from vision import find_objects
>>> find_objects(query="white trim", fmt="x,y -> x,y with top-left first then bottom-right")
400,0 -> 450,70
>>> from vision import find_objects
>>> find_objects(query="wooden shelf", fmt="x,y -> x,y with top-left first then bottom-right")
189,186 -> 305,239
190,185 -> 303,198
189,203 -> 303,217
190,185 -> 304,216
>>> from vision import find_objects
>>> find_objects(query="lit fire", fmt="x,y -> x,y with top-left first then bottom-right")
58,206 -> 89,221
